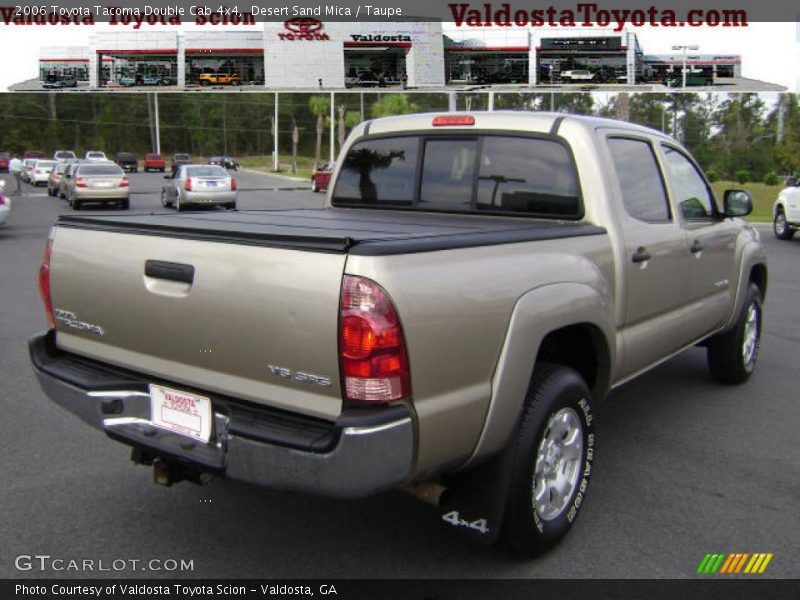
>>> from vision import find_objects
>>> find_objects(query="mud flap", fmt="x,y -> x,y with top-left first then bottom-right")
438,448 -> 515,545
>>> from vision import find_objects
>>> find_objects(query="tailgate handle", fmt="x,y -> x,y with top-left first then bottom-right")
145,260 -> 195,284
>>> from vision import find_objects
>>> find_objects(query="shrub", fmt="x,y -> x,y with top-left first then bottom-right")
763,171 -> 778,186
705,169 -> 719,183
735,169 -> 750,184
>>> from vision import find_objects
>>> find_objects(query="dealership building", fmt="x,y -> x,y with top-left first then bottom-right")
38,21 -> 742,88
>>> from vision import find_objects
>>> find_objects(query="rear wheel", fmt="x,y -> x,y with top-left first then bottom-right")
502,363 -> 595,557
774,208 -> 795,240
160,190 -> 170,208
120,199 -> 130,210
70,195 -> 81,211
225,202 -> 236,210
175,195 -> 183,212
311,178 -> 319,193
707,282 -> 762,384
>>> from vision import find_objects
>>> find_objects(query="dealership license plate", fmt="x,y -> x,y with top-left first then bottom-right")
149,384 -> 212,442
205,181 -> 218,187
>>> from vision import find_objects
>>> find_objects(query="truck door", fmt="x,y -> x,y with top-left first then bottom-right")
604,135 -> 696,377
658,143 -> 739,330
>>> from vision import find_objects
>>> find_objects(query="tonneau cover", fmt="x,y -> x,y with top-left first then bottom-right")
57,208 -> 606,256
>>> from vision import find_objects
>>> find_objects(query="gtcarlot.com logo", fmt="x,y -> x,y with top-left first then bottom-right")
697,552 -> 774,574
14,554 -> 194,572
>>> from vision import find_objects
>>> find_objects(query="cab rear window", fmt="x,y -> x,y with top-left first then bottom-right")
332,135 -> 582,219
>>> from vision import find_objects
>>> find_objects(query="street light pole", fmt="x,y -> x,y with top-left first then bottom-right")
672,44 -> 699,89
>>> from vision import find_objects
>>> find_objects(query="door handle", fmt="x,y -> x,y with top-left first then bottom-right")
145,260 -> 195,284
690,240 -> 704,254
632,247 -> 651,264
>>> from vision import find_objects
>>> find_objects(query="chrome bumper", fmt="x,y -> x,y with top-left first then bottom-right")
30,332 -> 414,498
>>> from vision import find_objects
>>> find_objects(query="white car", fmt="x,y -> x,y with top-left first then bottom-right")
561,70 -> 596,82
0,181 -> 10,227
21,159 -> 37,183
773,179 -> 800,240
85,151 -> 107,162
31,160 -> 57,186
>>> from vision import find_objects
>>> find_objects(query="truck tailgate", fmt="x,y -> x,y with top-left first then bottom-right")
49,225 -> 346,421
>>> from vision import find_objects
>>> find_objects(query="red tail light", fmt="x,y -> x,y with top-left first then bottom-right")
0,196 -> 5,207
231,178 -> 237,191
75,178 -> 87,188
39,236 -> 55,330
433,115 -> 475,127
184,178 -> 192,191
119,176 -> 129,188
339,275 -> 411,404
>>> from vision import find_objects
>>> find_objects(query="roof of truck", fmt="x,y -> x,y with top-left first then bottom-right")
362,110 -> 672,141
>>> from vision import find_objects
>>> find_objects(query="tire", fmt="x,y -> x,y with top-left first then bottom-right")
773,208 -> 795,240
175,195 -> 183,212
225,202 -> 236,210
71,195 -> 81,211
160,190 -> 170,208
502,363 -> 595,557
707,282 -> 763,384
311,179 -> 319,193
120,199 -> 130,210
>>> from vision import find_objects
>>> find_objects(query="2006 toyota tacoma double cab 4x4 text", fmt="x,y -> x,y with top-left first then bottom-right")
30,112 -> 767,556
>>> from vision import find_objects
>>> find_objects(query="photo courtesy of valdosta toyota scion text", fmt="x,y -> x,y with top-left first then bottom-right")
0,0 -> 798,592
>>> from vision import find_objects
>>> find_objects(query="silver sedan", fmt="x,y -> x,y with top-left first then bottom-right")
161,164 -> 237,211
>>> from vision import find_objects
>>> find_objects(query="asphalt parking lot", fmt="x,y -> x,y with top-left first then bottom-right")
0,169 -> 798,579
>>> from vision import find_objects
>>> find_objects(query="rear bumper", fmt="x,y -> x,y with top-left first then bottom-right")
72,187 -> 130,200
183,190 -> 236,204
29,332 -> 414,498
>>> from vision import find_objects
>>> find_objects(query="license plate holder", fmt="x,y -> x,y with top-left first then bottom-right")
149,384 -> 212,443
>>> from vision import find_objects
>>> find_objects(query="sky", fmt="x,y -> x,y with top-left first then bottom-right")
0,21 -> 795,92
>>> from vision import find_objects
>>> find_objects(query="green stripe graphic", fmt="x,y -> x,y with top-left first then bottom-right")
697,554 -> 713,573
710,553 -> 727,573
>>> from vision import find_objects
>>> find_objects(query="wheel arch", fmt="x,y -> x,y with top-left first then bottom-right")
463,282 -> 614,468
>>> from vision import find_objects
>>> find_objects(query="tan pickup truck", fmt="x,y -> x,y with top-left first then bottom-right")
30,112 -> 767,556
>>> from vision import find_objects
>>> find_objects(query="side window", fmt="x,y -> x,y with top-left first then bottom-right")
607,137 -> 671,222
661,146 -> 716,220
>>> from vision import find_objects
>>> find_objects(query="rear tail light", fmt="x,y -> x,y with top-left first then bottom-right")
38,235 -> 56,330
119,176 -> 129,188
231,178 -> 237,191
184,178 -> 192,191
339,275 -> 411,404
75,178 -> 87,188
432,115 -> 475,127
0,196 -> 5,207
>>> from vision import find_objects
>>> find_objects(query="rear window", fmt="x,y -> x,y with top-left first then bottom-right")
117,153 -> 136,160
78,165 -> 123,176
174,154 -> 191,160
186,166 -> 227,177
36,161 -> 56,169
146,154 -> 163,160
332,135 -> 581,218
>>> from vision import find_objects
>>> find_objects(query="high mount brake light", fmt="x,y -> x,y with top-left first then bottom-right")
432,115 -> 475,127
339,275 -> 411,405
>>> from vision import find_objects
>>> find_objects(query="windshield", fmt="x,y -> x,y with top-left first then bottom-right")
332,135 -> 582,219
175,154 -> 190,160
186,166 -> 227,178
36,161 -> 56,169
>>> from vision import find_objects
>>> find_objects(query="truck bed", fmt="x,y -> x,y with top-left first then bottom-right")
56,208 -> 606,256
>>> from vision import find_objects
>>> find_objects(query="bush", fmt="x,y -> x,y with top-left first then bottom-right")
705,170 -> 719,183
763,171 -> 778,186
735,170 -> 750,184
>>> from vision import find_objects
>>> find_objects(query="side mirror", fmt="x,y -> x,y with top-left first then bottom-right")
723,189 -> 753,218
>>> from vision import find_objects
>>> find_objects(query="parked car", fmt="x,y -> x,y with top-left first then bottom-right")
116,152 -> 138,173
142,75 -> 167,86
560,70 -> 596,82
58,162 -> 83,199
0,181 -> 9,227
773,177 -> 800,240
144,153 -> 166,173
23,150 -> 46,160
0,152 -> 10,172
63,162 -> 130,210
118,76 -> 137,87
53,150 -> 77,161
48,162 -> 69,197
161,164 -> 237,211
198,72 -> 240,86
208,156 -> 239,170
170,153 -> 192,174
21,159 -> 37,183
311,162 -> 334,193
30,112 -> 767,557
84,151 -> 107,162
42,74 -> 77,89
30,160 -> 57,186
